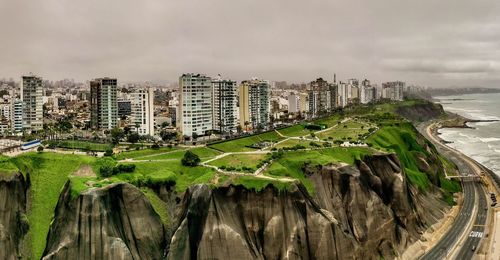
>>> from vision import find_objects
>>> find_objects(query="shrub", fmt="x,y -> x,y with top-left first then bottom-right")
117,164 -> 136,173
309,142 -> 320,147
100,165 -> 114,177
37,146 -> 44,152
181,150 -> 200,166
152,143 -> 160,150
104,148 -> 113,156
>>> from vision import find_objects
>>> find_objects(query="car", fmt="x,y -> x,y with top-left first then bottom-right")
471,246 -> 476,252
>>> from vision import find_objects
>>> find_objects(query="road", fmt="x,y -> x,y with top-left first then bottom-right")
419,121 -> 488,259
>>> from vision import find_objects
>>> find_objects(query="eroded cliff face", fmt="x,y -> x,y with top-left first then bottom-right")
0,172 -> 30,260
166,154 -> 448,260
168,184 -> 358,260
42,183 -> 166,260
38,154 -> 449,260
306,154 -> 448,258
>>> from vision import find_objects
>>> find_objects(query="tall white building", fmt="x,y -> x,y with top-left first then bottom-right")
11,100 -> 23,133
239,79 -> 270,130
130,87 -> 154,136
212,76 -> 238,134
21,75 -> 44,131
178,73 -> 213,137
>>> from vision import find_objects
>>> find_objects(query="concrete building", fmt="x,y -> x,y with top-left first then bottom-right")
21,75 -> 44,131
11,100 -> 23,133
382,81 -> 405,101
308,78 -> 330,118
212,76 -> 238,134
239,78 -> 270,130
90,78 -> 118,130
178,73 -> 213,137
130,87 -> 154,136
117,99 -> 132,118
288,92 -> 299,113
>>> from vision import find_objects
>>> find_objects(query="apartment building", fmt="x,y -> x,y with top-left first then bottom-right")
212,76 -> 238,134
21,75 -> 43,131
239,78 -> 270,130
130,87 -> 154,136
90,77 -> 118,130
178,73 -> 213,137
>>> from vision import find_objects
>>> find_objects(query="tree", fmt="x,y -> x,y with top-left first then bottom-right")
104,148 -> 113,156
236,125 -> 243,134
192,132 -> 199,140
110,127 -> 125,144
37,146 -> 44,152
181,150 -> 200,167
127,132 -> 140,143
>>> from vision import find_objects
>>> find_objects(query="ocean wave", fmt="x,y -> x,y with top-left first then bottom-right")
480,137 -> 500,143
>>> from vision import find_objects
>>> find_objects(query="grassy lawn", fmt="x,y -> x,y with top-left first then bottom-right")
9,152 -> 97,260
141,187 -> 170,225
46,140 -> 111,152
317,121 -> 372,141
312,114 -> 342,127
208,153 -> 269,172
274,139 -> 320,149
115,146 -> 183,160
266,147 -> 373,193
276,124 -> 312,137
209,131 -> 284,152
133,147 -> 221,162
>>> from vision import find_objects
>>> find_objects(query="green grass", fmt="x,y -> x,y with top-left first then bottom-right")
9,152 -> 97,259
115,146 -> 183,160
46,140 -> 111,152
276,124 -> 311,137
209,131 -> 284,152
312,114 -> 342,127
208,153 -> 269,171
141,187 -> 170,225
266,147 -> 373,193
317,120 -> 372,141
232,175 -> 293,192
133,147 -> 221,162
274,139 -> 318,149
0,155 -> 19,175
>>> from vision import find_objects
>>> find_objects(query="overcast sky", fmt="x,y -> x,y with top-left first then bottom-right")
1,0 -> 500,87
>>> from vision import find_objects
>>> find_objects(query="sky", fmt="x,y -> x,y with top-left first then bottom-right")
1,0 -> 500,87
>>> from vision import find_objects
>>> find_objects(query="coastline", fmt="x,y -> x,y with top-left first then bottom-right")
426,114 -> 500,259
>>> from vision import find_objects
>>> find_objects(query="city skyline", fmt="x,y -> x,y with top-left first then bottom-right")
1,0 -> 500,87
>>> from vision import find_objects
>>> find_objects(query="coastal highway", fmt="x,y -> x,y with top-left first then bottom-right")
419,121 -> 489,259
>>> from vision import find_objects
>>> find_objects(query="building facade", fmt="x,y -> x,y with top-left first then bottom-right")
212,76 -> 238,134
21,75 -> 44,131
239,79 -> 270,130
11,100 -> 23,133
90,78 -> 118,130
178,73 -> 213,137
382,81 -> 405,101
130,87 -> 154,136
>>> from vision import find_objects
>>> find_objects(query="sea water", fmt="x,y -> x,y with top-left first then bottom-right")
436,93 -> 500,176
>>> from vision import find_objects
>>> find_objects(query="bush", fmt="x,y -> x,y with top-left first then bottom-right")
117,164 -> 136,173
104,148 -> 113,156
309,142 -> 320,147
37,146 -> 44,152
181,150 -> 200,167
152,143 -> 160,150
100,164 -> 114,177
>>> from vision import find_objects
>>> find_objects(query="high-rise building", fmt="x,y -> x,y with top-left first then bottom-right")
21,75 -> 43,131
178,73 -> 213,137
239,79 -> 270,130
212,76 -> 238,134
288,92 -> 299,113
117,99 -> 132,118
130,87 -> 154,136
11,99 -> 23,133
382,81 -> 405,101
308,78 -> 337,117
90,78 -> 118,130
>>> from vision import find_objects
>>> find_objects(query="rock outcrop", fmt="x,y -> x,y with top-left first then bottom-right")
0,172 -> 30,260
168,184 -> 358,260
395,101 -> 444,123
307,154 -> 448,258
42,182 -> 166,260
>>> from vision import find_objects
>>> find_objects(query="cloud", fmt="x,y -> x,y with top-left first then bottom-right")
0,0 -> 500,87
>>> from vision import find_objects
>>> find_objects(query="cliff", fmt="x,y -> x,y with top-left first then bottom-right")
37,154 -> 449,260
0,172 -> 30,260
166,154 -> 448,259
42,182 -> 166,260
395,101 -> 445,123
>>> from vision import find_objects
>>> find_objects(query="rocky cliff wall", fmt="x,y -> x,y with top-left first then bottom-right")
42,183 -> 167,260
166,154 -> 449,260
38,154 -> 449,260
0,172 -> 30,260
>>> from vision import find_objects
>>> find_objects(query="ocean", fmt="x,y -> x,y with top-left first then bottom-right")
436,93 -> 500,176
